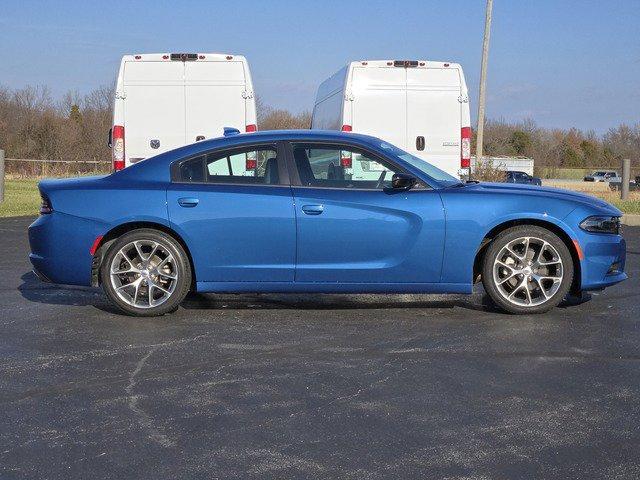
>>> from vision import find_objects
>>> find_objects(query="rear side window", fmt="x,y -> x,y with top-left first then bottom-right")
176,146 -> 280,185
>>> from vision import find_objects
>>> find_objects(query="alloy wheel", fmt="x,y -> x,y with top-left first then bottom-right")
492,236 -> 564,307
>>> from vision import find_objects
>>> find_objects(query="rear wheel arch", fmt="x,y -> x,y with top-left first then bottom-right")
473,219 -> 582,293
91,222 -> 195,288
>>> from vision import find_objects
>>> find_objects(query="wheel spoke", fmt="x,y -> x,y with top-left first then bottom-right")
151,281 -> 171,295
534,277 -> 550,299
157,271 -> 177,280
134,242 -> 146,262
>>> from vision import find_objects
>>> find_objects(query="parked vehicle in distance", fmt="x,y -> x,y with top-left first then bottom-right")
584,170 -> 620,182
109,52 -> 257,170
311,60 -> 471,178
29,130 -> 626,317
505,170 -> 542,186
609,178 -> 640,192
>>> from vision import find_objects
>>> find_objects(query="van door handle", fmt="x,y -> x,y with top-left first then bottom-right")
178,197 -> 199,208
416,136 -> 425,151
302,204 -> 324,215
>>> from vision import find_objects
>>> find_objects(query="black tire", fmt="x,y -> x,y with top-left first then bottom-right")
100,229 -> 192,316
481,225 -> 574,314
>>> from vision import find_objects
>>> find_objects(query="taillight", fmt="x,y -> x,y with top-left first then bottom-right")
340,150 -> 352,168
461,127 -> 471,169
245,124 -> 257,133
341,125 -> 352,132
245,152 -> 257,171
39,193 -> 52,215
112,125 -> 125,171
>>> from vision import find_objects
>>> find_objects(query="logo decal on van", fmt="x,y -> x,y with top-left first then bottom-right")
150,139 -> 160,149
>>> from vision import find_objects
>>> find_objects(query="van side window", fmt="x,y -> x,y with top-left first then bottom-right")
177,146 -> 280,185
292,143 -> 404,190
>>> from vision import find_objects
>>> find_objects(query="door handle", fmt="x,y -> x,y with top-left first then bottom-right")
178,197 -> 199,208
302,204 -> 324,215
416,136 -> 425,151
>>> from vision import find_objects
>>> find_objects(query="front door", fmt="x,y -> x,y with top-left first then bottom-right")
167,142 -> 296,283
288,142 -> 445,284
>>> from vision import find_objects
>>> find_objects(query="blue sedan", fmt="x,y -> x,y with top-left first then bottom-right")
28,130 -> 626,316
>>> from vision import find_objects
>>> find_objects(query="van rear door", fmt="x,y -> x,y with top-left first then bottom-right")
123,61 -> 185,162
351,67 -> 407,150
406,68 -> 461,173
184,61 -> 247,143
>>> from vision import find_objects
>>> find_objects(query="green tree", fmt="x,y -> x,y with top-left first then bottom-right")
510,130 -> 532,156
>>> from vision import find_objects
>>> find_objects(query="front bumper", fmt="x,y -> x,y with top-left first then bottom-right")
578,231 -> 627,291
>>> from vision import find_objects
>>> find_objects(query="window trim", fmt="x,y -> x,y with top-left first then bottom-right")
170,141 -> 290,186
284,140 -> 428,191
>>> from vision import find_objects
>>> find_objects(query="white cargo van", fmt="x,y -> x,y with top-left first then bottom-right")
109,52 -> 257,170
311,60 -> 471,178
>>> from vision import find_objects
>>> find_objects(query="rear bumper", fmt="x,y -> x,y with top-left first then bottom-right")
28,213 -> 99,286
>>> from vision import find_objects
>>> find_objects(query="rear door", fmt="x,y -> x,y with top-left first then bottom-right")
406,67 -> 462,175
351,67 -> 407,150
167,142 -> 296,283
184,61 -> 247,143
123,61 -> 185,162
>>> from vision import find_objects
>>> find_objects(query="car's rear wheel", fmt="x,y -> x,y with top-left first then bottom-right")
100,229 -> 191,316
482,225 -> 574,314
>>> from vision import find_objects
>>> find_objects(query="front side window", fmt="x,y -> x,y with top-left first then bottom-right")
177,146 -> 280,185
292,143 -> 403,189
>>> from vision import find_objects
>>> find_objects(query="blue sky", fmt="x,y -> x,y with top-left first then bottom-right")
1,0 -> 638,132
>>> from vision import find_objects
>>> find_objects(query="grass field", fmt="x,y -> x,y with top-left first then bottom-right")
0,179 -> 41,218
1,177 -> 639,218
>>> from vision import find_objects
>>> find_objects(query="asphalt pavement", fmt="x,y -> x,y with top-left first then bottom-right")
1,216 -> 639,479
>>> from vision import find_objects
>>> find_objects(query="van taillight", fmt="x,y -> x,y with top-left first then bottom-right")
340,150 -> 352,168
341,125 -> 352,132
112,125 -> 125,171
246,152 -> 257,171
461,127 -> 471,169
245,124 -> 257,133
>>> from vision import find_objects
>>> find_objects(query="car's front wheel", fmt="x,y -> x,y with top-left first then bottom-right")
482,225 -> 574,314
100,229 -> 192,316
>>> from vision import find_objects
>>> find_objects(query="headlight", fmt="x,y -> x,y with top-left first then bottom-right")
579,216 -> 621,234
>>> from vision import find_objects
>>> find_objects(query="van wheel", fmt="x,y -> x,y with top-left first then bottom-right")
482,225 -> 573,314
100,229 -> 191,316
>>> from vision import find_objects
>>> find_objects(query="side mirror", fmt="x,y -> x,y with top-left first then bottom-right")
107,128 -> 113,148
391,173 -> 417,191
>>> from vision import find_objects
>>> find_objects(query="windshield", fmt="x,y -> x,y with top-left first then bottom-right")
379,142 -> 461,187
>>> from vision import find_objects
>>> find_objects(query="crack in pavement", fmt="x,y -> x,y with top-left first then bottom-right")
125,346 -> 175,448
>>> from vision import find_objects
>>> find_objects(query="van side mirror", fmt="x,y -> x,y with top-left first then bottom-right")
107,128 -> 113,148
391,173 -> 417,190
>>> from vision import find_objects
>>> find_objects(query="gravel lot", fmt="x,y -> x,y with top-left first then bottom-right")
1,216 -> 639,479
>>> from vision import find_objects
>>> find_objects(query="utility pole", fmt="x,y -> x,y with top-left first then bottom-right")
475,0 -> 494,169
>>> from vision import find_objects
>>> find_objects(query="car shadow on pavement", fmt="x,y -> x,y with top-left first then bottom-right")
18,271 -> 501,315
18,271 -> 120,312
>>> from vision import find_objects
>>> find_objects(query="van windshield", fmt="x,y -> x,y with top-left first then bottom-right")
379,142 -> 461,187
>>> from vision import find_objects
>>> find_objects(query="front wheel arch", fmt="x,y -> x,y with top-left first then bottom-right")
473,219 -> 582,294
91,222 -> 196,288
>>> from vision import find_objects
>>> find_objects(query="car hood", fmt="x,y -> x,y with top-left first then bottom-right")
466,182 -> 621,214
